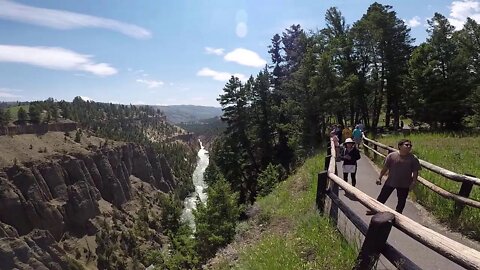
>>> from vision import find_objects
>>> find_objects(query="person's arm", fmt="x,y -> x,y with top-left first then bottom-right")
409,171 -> 419,190
354,148 -> 361,160
377,166 -> 388,185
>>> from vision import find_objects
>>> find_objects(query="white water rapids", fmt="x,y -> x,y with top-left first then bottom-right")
181,140 -> 209,230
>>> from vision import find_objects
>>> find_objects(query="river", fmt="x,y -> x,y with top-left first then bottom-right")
181,140 -> 209,229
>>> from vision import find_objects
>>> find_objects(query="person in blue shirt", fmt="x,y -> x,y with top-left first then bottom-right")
352,125 -> 363,148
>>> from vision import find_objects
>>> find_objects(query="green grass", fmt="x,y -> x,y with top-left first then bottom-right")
6,105 -> 29,122
212,154 -> 357,270
368,132 -> 480,240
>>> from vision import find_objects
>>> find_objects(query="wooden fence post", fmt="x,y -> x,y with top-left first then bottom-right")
453,174 -> 475,217
354,212 -> 395,270
364,139 -> 369,155
324,155 -> 332,171
373,144 -> 378,161
316,171 -> 328,213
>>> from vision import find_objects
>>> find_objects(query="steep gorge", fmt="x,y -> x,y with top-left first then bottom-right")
0,143 -> 180,269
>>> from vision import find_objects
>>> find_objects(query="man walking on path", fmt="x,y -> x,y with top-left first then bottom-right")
368,139 -> 422,214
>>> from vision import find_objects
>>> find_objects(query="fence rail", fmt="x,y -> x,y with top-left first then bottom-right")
316,139 -> 480,270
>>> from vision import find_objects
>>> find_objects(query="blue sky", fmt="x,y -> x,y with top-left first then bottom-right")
0,0 -> 478,107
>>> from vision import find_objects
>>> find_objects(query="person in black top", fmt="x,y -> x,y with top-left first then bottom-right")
341,138 -> 361,187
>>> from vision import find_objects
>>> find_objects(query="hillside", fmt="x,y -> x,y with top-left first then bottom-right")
207,154 -> 357,269
0,98 -> 202,269
154,105 -> 222,123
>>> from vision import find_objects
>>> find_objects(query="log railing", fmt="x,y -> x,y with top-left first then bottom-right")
316,139 -> 480,270
362,135 -> 480,211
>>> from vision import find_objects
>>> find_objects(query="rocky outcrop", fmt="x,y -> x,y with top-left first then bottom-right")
92,153 -> 127,207
159,155 -> 176,189
2,167 -> 65,240
131,146 -> 156,185
146,147 -> 171,192
79,155 -> 104,195
0,143 -> 177,240
0,229 -> 71,270
37,163 -> 69,200
0,222 -> 18,238
0,121 -> 77,136
65,181 -> 100,233
0,176 -> 33,236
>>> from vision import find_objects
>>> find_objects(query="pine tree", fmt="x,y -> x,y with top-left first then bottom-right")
17,107 -> 28,124
193,177 -> 240,263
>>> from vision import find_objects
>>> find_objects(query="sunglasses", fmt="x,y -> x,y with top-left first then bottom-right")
403,143 -> 412,147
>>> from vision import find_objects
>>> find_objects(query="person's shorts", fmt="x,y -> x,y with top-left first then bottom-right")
354,138 -> 362,146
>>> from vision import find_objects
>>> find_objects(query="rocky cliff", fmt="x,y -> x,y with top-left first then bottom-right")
0,143 -> 178,269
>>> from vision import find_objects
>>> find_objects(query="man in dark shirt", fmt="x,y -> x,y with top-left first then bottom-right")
368,139 -> 421,214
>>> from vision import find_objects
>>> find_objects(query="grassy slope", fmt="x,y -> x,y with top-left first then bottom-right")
373,132 -> 480,240
209,154 -> 357,270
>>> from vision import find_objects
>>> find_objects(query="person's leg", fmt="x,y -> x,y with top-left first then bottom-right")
377,185 -> 395,203
367,185 -> 395,215
351,172 -> 356,187
396,188 -> 409,213
343,172 -> 348,181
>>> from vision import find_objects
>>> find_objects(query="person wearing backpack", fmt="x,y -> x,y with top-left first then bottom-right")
341,138 -> 361,187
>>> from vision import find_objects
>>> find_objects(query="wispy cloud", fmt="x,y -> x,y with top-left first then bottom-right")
0,45 -> 117,76
196,67 -> 246,81
405,16 -> 422,28
205,47 -> 224,56
136,78 -> 164,88
0,0 -> 151,39
0,87 -> 22,99
224,48 -> 266,68
449,0 -> 480,29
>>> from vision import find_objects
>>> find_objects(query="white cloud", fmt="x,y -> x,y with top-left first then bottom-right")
133,101 -> 145,105
205,47 -> 224,56
449,0 -> 480,29
405,16 -> 422,28
0,0 -> 151,39
224,48 -> 266,68
196,67 -> 246,81
80,96 -> 93,101
136,79 -> 164,88
0,87 -> 22,99
0,44 -> 117,76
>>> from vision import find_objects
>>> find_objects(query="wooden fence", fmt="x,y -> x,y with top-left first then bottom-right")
316,139 -> 480,270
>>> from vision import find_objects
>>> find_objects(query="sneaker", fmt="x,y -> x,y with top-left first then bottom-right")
366,210 -> 376,216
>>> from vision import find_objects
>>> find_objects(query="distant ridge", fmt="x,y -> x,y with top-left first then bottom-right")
154,105 -> 222,123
